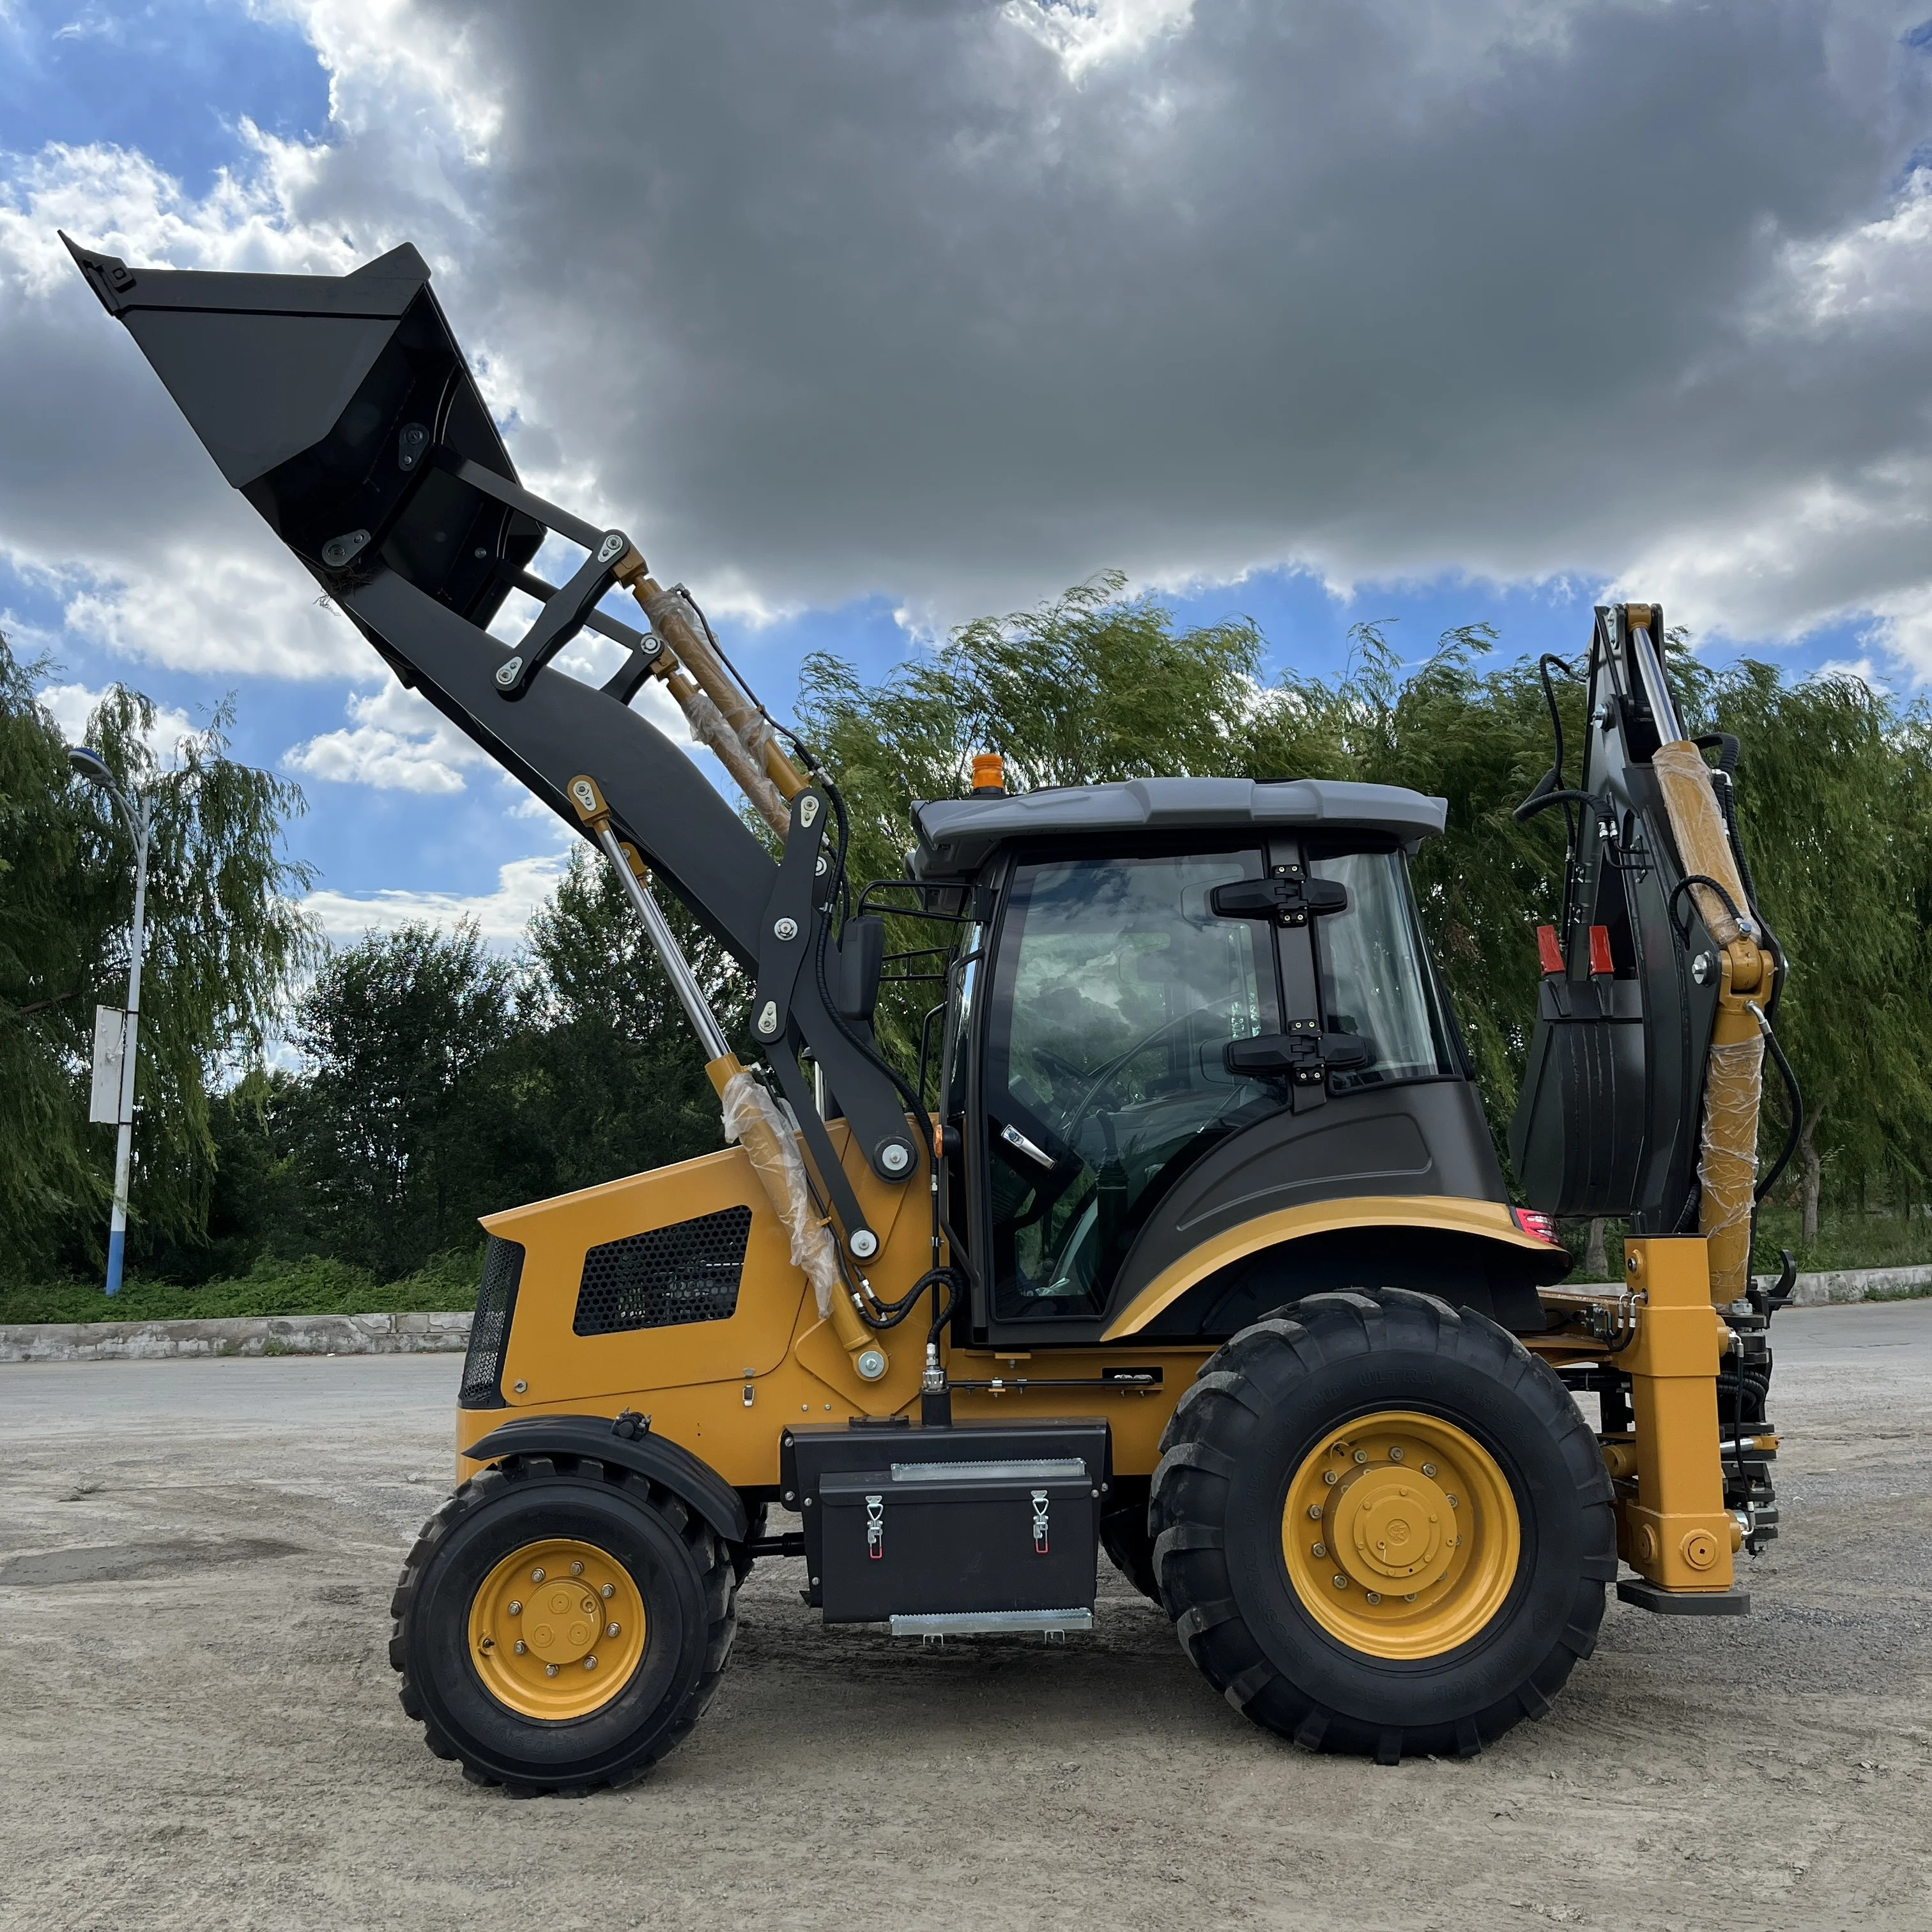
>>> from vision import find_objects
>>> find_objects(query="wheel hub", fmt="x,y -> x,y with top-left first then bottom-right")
1340,1469 -> 1452,1585
467,1537 -> 647,1721
1282,1411 -> 1521,1661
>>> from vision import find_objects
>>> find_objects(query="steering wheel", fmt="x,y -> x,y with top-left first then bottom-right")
1056,997 -> 1240,1151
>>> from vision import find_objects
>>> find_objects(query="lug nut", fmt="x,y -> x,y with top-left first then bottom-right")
601,1583 -> 615,1600
584,1655 -> 597,1670
514,1641 -> 527,1655
545,1664 -> 559,1677
1353,1450 -> 1368,1464
1365,1591 -> 1382,1605
1310,1542 -> 1325,1558
1333,1574 -> 1349,1590
1389,1446 -> 1404,1462
1404,1593 -> 1418,1603
1307,1504 -> 1323,1520
571,1561 -> 584,1576
507,1600 -> 522,1616
1422,1463 -> 1437,1477
1446,1496 -> 1459,1508
531,1567 -> 546,1583
606,1622 -> 620,1637
1323,1470 -> 1338,1487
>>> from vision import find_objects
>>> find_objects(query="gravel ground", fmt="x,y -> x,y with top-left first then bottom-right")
1,1300 -> 1928,1932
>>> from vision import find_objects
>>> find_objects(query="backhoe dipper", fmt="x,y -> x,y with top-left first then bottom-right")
69,235 -> 1800,1790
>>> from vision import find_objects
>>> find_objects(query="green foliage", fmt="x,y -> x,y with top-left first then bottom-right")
0,638 -> 315,1272
279,922 -> 523,1277
517,850 -> 737,1194
1701,664 -> 1932,1202
0,1248 -> 475,1324
132,867 -> 735,1287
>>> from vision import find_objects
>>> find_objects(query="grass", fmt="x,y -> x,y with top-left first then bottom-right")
1566,1204 -> 1932,1284
0,1248 -> 482,1327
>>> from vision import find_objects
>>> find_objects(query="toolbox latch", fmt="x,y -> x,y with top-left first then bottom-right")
866,1493 -> 884,1561
1031,1489 -> 1050,1555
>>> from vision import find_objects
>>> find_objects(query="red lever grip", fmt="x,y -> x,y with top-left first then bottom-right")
1588,926 -> 1614,976
1536,924 -> 1564,976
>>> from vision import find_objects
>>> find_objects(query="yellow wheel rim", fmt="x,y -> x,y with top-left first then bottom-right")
466,1538 -> 647,1720
1282,1411 -> 1521,1661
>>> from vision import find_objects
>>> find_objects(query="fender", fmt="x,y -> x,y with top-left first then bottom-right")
463,1413 -> 749,1545
1101,1193 -> 1566,1340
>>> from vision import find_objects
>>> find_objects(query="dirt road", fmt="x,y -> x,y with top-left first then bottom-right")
2,1301 -> 1928,1931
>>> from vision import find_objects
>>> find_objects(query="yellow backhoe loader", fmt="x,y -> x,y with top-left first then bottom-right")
70,235 -> 1802,1791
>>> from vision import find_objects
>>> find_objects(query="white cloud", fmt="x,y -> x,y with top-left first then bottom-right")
1004,0 -> 1195,80
36,677 -> 197,764
285,678 -> 491,792
300,850 -> 567,946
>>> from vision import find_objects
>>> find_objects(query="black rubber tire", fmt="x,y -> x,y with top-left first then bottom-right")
1150,1288 -> 1615,1762
1100,1478 -> 1160,1601
390,1453 -> 736,1795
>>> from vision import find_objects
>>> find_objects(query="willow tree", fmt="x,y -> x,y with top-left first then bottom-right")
1699,663 -> 1932,1236
0,640 -> 315,1275
795,573 -> 1274,1078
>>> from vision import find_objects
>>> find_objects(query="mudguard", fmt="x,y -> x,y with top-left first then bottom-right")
463,1414 -> 749,1545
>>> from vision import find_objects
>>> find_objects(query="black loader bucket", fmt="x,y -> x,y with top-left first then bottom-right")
63,234 -> 543,627
65,233 -> 782,972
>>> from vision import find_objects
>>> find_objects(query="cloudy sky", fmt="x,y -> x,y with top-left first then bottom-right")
4,0 -> 1931,943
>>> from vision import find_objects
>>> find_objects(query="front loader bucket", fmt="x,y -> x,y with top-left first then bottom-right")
63,233 -> 540,627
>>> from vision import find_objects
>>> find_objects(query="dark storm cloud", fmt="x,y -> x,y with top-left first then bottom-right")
8,2 -> 1932,668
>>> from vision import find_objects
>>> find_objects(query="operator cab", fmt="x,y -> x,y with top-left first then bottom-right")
907,777 -> 1544,1348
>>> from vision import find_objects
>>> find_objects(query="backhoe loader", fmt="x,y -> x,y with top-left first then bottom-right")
70,235 -> 1802,1791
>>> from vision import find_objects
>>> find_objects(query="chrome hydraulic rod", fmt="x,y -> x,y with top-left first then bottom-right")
590,820 -> 730,1061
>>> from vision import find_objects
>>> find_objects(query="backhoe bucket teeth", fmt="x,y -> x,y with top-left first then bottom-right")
61,232 -> 540,627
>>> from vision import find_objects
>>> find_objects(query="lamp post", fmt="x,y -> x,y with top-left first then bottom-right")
69,746 -> 152,1297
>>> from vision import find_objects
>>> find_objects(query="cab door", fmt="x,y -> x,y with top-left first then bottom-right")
963,841 -> 1282,1346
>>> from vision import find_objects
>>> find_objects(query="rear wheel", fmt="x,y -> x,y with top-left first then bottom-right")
390,1454 -> 735,1794
1151,1288 -> 1614,1761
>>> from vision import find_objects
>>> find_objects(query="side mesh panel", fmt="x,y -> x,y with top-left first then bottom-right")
574,1206 -> 754,1337
459,1236 -> 525,1408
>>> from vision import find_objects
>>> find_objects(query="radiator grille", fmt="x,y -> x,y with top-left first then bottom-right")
459,1236 -> 525,1407
574,1205 -> 753,1337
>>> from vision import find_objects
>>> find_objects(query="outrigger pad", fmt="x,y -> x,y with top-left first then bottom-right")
61,232 -> 539,627
1616,1577 -> 1750,1616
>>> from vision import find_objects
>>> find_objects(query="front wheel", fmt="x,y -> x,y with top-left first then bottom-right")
1151,1288 -> 1614,1761
390,1453 -> 736,1795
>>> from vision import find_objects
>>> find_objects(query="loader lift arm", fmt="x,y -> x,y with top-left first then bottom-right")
62,233 -> 926,1252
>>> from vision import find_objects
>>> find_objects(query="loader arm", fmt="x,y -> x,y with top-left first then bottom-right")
64,234 -> 926,1207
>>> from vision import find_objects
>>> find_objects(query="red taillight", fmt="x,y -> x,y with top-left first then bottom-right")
1588,925 -> 1614,977
1512,1207 -> 1562,1246
1536,924 -> 1564,976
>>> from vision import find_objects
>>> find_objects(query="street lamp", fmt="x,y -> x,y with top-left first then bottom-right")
68,746 -> 153,1297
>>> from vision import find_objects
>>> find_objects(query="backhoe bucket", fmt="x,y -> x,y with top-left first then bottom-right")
63,233 -> 540,627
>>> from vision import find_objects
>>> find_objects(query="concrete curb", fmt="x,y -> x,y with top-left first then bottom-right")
1762,1262 -> 1932,1307
0,1309 -> 473,1364
4,1263 -> 1929,1365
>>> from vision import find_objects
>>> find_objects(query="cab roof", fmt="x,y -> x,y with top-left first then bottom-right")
909,776 -> 1448,880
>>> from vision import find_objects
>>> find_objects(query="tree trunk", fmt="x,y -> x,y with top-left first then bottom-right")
1584,1216 -> 1607,1278
1798,1105 -> 1825,1245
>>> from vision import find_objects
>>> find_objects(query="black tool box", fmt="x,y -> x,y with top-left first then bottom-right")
779,1418 -> 1111,1630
